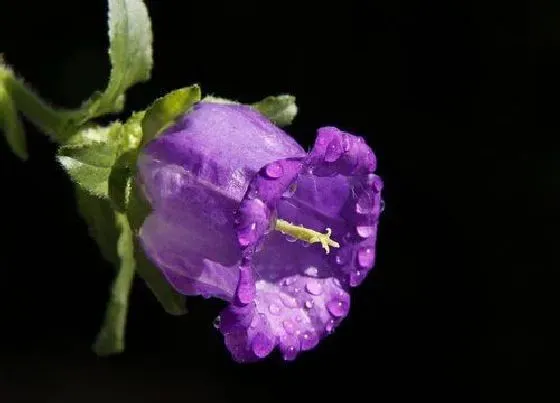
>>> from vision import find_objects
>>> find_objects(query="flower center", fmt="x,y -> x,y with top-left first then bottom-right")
273,219 -> 340,254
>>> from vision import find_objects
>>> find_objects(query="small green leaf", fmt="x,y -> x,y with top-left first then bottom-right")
0,80 -> 27,160
92,212 -> 136,356
57,123 -> 122,197
141,85 -> 201,147
78,0 -> 153,121
201,95 -> 240,105
252,95 -> 298,127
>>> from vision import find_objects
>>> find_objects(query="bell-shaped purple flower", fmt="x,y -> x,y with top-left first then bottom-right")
137,101 -> 383,362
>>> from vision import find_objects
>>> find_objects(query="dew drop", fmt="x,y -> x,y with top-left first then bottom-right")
327,297 -> 350,317
279,293 -> 298,308
325,139 -> 343,162
283,345 -> 298,361
250,315 -> 259,328
301,331 -> 319,351
265,162 -> 284,178
251,332 -> 274,358
212,316 -> 221,329
350,270 -> 365,287
304,300 -> 314,309
380,199 -> 386,212
285,235 -> 298,242
302,241 -> 311,248
356,191 -> 375,214
304,266 -> 318,277
268,303 -> 281,315
325,319 -> 335,333
342,134 -> 351,151
356,225 -> 374,238
282,320 -> 296,334
357,247 -> 374,268
305,280 -> 323,296
293,287 -> 301,293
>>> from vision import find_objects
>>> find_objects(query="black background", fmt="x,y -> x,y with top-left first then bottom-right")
0,1 -> 556,402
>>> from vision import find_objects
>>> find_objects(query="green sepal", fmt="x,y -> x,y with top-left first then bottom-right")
251,95 -> 297,127
0,76 -> 27,160
141,85 -> 201,148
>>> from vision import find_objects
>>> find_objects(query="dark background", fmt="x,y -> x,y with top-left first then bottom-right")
0,0 -> 556,402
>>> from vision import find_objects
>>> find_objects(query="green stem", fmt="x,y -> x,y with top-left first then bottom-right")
0,64 -> 71,144
92,212 -> 136,356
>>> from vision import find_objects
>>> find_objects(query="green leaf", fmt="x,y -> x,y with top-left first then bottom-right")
0,79 -> 27,160
57,124 -> 122,198
251,95 -> 297,127
92,212 -> 136,356
141,85 -> 201,147
78,0 -> 153,121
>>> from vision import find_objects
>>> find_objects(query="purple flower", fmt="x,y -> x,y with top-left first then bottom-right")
137,101 -> 383,362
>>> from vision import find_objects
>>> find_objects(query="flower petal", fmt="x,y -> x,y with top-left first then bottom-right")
137,102 -> 306,300
217,127 -> 383,361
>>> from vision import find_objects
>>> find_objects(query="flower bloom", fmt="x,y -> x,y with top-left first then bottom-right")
137,101 -> 383,362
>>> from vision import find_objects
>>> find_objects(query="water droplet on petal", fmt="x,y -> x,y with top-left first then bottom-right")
302,241 -> 311,248
327,296 -> 350,317
283,320 -> 296,334
250,315 -> 259,328
251,332 -> 275,358
304,266 -> 318,277
380,199 -> 386,212
283,277 -> 296,286
305,280 -> 323,296
285,235 -> 297,242
356,191 -> 375,214
304,300 -> 314,309
356,225 -> 374,238
293,287 -> 301,293
268,303 -> 281,315
265,162 -> 284,178
357,247 -> 374,268
325,139 -> 343,162
279,293 -> 298,308
350,270 -> 366,286
301,331 -> 319,351
213,316 -> 221,329
342,134 -> 351,151
283,345 -> 298,361
325,319 -> 335,333
280,334 -> 300,361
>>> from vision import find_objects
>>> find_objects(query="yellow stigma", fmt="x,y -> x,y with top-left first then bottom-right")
274,219 -> 340,254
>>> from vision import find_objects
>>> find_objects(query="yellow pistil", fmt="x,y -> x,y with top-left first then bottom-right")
274,219 -> 340,254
